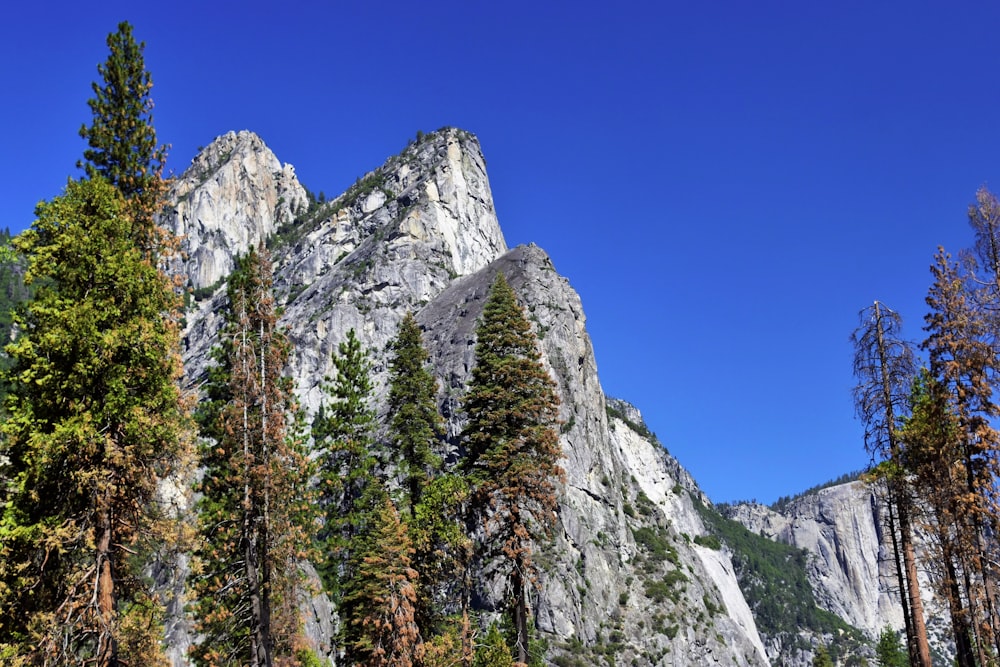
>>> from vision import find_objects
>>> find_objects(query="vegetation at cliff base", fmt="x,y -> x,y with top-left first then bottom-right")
694,499 -> 866,663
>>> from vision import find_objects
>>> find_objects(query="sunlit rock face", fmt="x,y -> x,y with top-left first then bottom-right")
165,127 -> 773,665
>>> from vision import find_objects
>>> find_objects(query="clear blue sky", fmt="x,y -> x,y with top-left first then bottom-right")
4,1 -> 999,504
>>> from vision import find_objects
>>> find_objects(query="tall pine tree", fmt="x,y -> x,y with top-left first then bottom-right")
851,301 -> 931,667
919,247 -> 1000,665
190,244 -> 314,667
78,21 -> 168,257
340,495 -> 422,667
387,312 -> 444,518
461,273 -> 563,664
0,177 -> 190,666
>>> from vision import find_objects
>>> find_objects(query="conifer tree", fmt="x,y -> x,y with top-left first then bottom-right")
313,329 -> 379,594
875,626 -> 909,667
0,177 -> 190,665
899,370 -> 978,667
851,301 -> 931,667
78,21 -> 168,256
190,244 -> 314,667
340,495 -> 422,667
461,273 -> 563,664
919,247 -> 1000,665
387,312 -> 444,518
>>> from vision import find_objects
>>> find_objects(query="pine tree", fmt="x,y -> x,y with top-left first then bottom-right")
78,21 -> 168,257
313,329 -> 379,594
0,177 -> 190,665
875,626 -> 909,667
340,495 -> 422,667
190,244 -> 314,667
472,624 -> 513,667
918,247 -> 1000,665
387,312 -> 444,518
851,301 -> 931,667
461,273 -> 563,665
899,370 -> 978,667
811,645 -> 834,667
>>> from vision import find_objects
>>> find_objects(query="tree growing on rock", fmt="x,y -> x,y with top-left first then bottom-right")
461,273 -> 563,664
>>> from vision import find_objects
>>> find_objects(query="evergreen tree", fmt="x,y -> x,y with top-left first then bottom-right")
312,329 -> 379,594
190,244 -> 314,667
812,645 -> 834,667
851,301 -> 931,667
78,21 -> 168,256
921,247 -> 1000,664
461,273 -> 563,665
340,495 -> 422,667
0,177 -> 190,666
875,626 -> 908,667
472,624 -> 513,667
387,311 -> 444,518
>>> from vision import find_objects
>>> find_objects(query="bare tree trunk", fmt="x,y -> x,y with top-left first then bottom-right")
96,505 -> 117,667
897,496 -> 933,667
885,489 -> 916,661
512,561 -> 529,666
943,535 -> 977,667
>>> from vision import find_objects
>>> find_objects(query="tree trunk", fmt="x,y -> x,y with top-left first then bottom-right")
943,536 -> 977,667
96,506 -> 117,667
897,499 -> 933,667
512,562 -> 529,665
884,489 -> 913,655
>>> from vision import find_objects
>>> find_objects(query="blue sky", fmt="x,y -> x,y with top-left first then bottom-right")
4,1 -> 999,504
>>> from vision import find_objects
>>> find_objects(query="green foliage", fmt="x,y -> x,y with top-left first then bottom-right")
0,176 -> 189,663
388,311 -> 444,517
78,21 -> 168,255
473,623 -> 513,667
875,626 -> 908,667
813,644 -> 834,667
631,526 -> 680,566
693,534 -> 722,550
313,329 -> 379,595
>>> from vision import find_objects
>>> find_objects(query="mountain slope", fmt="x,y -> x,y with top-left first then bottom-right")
165,127 -> 773,665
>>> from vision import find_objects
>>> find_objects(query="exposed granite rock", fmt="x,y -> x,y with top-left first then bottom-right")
727,483 -> 901,636
163,130 -> 309,290
168,128 -> 772,665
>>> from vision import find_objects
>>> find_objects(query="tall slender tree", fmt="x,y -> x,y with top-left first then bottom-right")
190,244 -> 314,667
899,370 -> 977,667
461,273 -> 563,664
851,301 -> 931,667
340,495 -> 422,667
78,21 -> 168,256
0,178 -> 190,666
312,329 -> 380,597
387,312 -> 444,518
920,247 -> 1000,664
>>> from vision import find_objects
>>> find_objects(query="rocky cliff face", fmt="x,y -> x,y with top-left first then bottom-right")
727,482 -> 953,664
167,127 -> 772,665
726,483 -> 902,638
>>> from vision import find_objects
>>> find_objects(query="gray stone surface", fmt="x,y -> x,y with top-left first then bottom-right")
165,127 -> 847,665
